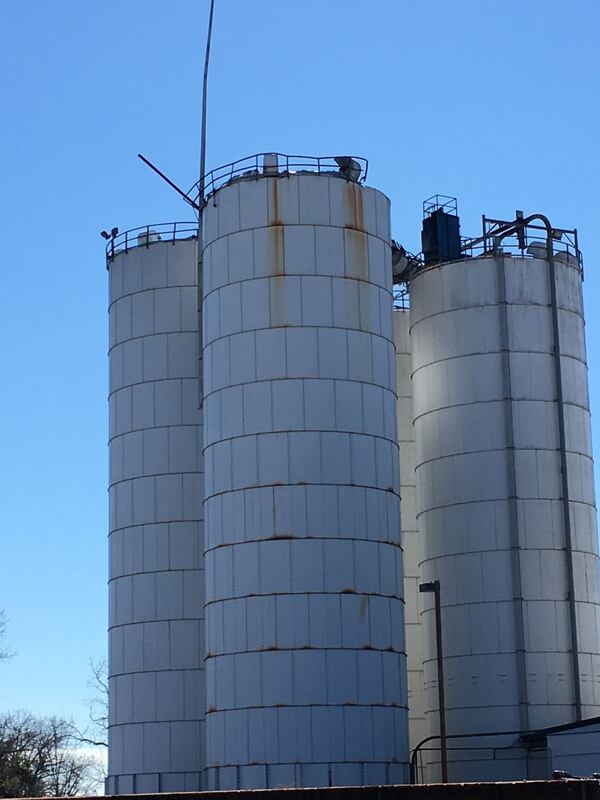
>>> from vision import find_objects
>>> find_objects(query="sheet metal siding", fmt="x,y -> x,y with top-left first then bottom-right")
548,722 -> 600,776
107,239 -> 205,794
394,310 -> 425,750
410,255 -> 600,781
202,174 -> 409,790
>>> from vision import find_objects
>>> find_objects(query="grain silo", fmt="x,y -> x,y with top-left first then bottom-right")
106,227 -> 205,793
393,306 -> 425,752
407,203 -> 600,781
201,154 -> 410,789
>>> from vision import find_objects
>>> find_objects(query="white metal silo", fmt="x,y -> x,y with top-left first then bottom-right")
393,307 -> 426,753
107,226 -> 205,794
201,154 -> 410,789
409,231 -> 600,781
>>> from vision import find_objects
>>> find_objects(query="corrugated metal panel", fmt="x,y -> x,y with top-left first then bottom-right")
107,239 -> 205,794
202,173 -> 409,789
548,721 -> 600,776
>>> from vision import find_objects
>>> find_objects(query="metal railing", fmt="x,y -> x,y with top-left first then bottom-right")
395,217 -> 582,283
423,194 -> 458,218
105,222 -> 197,268
460,215 -> 582,272
461,232 -> 582,270
393,285 -> 410,309
187,152 -> 369,207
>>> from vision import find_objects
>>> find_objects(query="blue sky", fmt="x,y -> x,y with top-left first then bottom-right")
1,0 -> 599,730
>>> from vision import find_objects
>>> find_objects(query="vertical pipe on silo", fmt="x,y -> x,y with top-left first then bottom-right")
495,254 -> 529,734
546,242 -> 582,720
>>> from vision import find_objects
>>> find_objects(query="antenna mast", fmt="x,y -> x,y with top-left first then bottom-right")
198,0 -> 215,208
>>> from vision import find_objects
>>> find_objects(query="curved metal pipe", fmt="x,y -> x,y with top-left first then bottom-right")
410,729 -> 526,784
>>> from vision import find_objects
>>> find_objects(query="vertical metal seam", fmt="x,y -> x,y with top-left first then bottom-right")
548,247 -> 582,720
495,254 -> 530,733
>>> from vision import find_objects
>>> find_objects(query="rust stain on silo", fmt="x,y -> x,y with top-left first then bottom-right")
346,228 -> 369,283
359,595 -> 369,620
343,179 -> 369,283
268,224 -> 284,276
269,179 -> 281,226
344,181 -> 365,232
269,225 -> 287,328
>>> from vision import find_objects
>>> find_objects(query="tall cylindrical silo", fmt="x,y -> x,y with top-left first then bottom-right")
410,251 -> 600,781
107,230 -> 205,793
201,158 -> 410,789
393,308 -> 425,752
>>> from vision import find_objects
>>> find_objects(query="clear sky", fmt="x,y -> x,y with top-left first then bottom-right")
1,0 -> 600,731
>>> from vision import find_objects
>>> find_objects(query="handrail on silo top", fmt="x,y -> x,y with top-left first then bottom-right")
105,222 -> 198,269
188,152 -> 369,209
460,216 -> 582,272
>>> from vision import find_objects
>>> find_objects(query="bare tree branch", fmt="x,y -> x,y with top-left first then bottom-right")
0,711 -> 104,797
67,735 -> 107,749
69,658 -> 108,753
0,612 -> 14,662
87,658 -> 108,737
